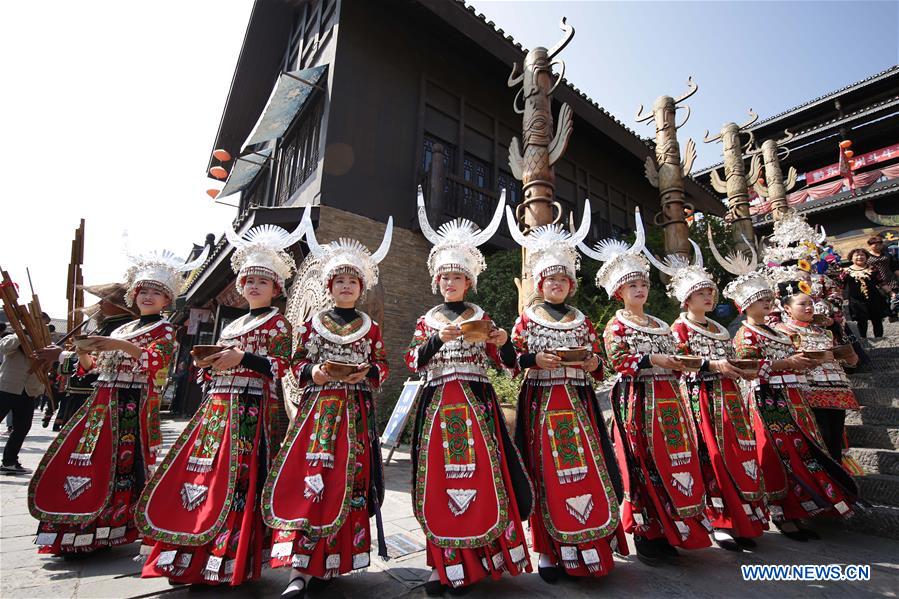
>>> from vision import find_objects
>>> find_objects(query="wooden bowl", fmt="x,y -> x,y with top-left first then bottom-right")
802,349 -> 827,361
728,358 -> 760,370
673,355 -> 704,370
191,345 -> 224,360
553,346 -> 589,365
833,344 -> 855,361
460,319 -> 492,343
812,313 -> 830,326
72,335 -> 102,350
324,360 -> 358,378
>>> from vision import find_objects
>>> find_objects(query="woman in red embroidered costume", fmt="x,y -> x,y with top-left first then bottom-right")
775,284 -> 859,464
29,244 -> 207,555
649,237 -> 765,552
262,217 -> 392,599
580,208 -> 711,566
408,188 -> 532,595
709,232 -> 858,542
506,202 -> 626,582
137,220 -> 301,586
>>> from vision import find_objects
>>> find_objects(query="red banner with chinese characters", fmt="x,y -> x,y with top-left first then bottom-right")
806,143 -> 899,184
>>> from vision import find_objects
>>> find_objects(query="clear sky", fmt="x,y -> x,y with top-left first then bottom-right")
2,1 -> 896,318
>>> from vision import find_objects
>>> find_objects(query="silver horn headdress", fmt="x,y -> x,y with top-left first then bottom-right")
304,211 -> 393,293
417,185 -> 505,293
643,239 -> 716,306
225,206 -> 309,294
123,236 -> 210,307
505,200 -> 591,293
707,225 -> 772,310
578,207 -> 649,297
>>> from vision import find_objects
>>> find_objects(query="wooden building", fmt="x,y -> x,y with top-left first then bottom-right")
174,0 -> 722,409
696,65 -> 899,257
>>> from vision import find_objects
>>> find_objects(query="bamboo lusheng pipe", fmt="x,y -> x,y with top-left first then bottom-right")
0,269 -> 55,407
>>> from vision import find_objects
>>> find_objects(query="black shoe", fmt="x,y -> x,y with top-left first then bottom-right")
0,462 -> 30,475
634,535 -> 662,566
447,585 -> 471,596
424,579 -> 446,596
774,521 -> 808,542
306,577 -> 334,592
712,530 -> 742,552
538,564 -> 562,583
281,576 -> 307,599
796,525 -> 821,540
735,537 -> 757,550
654,538 -> 679,558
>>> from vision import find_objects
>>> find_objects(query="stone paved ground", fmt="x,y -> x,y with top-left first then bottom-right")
4,325 -> 899,599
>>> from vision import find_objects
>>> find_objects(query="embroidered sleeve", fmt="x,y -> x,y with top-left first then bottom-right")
584,318 -> 605,377
483,313 -> 517,373
139,323 -> 176,381
734,327 -> 765,363
670,321 -> 691,357
511,314 -> 539,370
368,323 -> 389,388
58,350 -> 79,376
291,321 -> 314,383
603,318 -> 641,376
405,316 -> 432,372
264,316 -> 293,380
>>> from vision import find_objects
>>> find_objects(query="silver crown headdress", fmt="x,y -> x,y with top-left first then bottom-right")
305,212 -> 393,293
225,206 -> 308,294
578,207 -> 649,297
707,226 -> 772,310
123,236 -> 210,307
762,210 -> 819,265
643,239 -> 715,306
505,200 -> 591,293
417,185 -> 505,293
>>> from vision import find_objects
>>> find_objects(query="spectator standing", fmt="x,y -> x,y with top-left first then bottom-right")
0,313 -> 50,474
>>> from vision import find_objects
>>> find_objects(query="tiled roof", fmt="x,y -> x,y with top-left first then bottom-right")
752,64 -> 899,129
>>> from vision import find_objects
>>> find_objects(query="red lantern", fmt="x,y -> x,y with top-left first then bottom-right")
844,150 -> 854,159
212,148 -> 232,162
206,189 -> 220,199
839,140 -> 852,149
209,166 -> 228,180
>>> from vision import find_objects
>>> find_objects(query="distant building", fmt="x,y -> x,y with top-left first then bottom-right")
696,65 -> 899,258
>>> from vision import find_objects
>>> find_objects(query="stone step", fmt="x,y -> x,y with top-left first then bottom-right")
847,425 -> 899,450
851,387 -> 899,408
857,473 -> 899,507
846,447 -> 899,476
846,405 -> 899,426
849,374 -> 899,390
845,503 -> 899,540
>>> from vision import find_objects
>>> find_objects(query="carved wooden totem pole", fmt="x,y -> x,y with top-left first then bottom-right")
704,110 -> 762,249
636,78 -> 699,260
751,131 -> 798,221
507,18 -> 575,311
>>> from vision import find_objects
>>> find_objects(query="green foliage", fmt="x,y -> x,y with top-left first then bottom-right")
468,249 -> 522,330
486,368 -> 522,406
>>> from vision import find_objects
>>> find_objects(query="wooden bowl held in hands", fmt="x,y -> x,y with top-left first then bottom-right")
553,346 -> 590,366
728,358 -> 761,371
801,349 -> 827,361
191,345 -> 225,367
459,319 -> 493,343
72,335 -> 103,351
673,355 -> 704,370
323,360 -> 358,379
191,345 -> 224,360
833,344 -> 854,361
